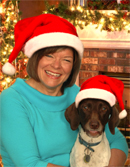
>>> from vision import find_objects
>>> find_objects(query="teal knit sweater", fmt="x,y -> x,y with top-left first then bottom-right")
0,78 -> 128,167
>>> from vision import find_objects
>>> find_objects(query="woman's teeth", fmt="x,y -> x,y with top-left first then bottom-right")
46,71 -> 61,77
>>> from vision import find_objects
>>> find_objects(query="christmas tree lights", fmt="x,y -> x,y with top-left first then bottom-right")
0,0 -> 28,93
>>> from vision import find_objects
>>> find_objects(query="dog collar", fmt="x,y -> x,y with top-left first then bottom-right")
79,133 -> 101,152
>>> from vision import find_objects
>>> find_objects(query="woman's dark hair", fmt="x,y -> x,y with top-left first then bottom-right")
26,46 -> 81,89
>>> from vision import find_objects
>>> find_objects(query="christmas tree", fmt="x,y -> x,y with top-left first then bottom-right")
0,0 -> 28,93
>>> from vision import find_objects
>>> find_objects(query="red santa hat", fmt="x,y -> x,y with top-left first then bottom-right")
75,75 -> 127,119
2,14 -> 84,75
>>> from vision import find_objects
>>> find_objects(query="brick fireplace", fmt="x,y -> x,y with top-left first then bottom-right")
79,48 -> 130,86
76,24 -> 130,88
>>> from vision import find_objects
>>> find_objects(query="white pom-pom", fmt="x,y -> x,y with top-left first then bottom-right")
119,109 -> 127,119
2,62 -> 16,75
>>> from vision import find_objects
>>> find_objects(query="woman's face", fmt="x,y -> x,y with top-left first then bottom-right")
37,48 -> 74,92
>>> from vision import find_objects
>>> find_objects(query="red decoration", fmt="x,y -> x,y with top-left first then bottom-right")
120,0 -> 130,4
123,12 -> 128,19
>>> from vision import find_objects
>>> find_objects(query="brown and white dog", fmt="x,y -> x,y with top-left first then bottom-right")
65,75 -> 127,167
65,99 -> 119,167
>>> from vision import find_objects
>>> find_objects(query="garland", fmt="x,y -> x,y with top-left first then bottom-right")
86,0 -> 130,10
43,1 -> 130,32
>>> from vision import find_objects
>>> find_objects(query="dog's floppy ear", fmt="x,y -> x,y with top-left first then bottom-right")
65,102 -> 80,130
108,106 -> 120,135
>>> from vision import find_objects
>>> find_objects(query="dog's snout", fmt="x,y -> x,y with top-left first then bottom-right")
89,121 -> 99,130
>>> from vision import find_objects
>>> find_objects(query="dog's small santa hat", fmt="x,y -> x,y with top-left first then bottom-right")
75,75 -> 127,119
2,14 -> 84,75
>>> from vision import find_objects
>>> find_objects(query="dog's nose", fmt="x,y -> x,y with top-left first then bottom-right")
89,121 -> 99,130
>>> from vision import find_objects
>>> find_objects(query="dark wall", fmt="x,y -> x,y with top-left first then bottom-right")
19,0 -> 68,19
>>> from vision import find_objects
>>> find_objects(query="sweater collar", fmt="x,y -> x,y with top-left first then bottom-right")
11,78 -> 73,111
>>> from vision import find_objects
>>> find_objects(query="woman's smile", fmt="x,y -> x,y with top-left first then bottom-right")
45,70 -> 61,78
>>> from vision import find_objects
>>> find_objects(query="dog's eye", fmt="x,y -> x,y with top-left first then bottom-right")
101,107 -> 107,112
84,106 -> 88,110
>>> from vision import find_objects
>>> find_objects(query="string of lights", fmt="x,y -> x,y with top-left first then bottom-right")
43,1 -> 130,32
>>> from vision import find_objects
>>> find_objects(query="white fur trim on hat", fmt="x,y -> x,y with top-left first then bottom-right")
23,32 -> 84,58
119,109 -> 127,119
2,62 -> 16,75
75,88 -> 116,108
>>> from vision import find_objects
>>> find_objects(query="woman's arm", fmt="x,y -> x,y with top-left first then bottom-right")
1,91 -> 48,167
105,123 -> 128,166
108,149 -> 127,166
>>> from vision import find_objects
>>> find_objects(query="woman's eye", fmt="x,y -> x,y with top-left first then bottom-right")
64,59 -> 71,63
45,54 -> 53,58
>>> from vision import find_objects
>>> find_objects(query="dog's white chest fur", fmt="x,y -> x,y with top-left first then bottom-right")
70,127 -> 111,167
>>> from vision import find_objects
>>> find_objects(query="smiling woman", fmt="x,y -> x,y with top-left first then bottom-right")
26,46 -> 80,95
26,47 -> 74,95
